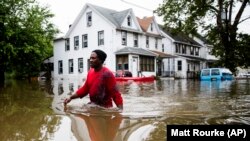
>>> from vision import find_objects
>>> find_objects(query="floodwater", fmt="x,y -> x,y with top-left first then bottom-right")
0,79 -> 249,141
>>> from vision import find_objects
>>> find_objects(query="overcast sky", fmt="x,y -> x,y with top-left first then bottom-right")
38,0 -> 250,36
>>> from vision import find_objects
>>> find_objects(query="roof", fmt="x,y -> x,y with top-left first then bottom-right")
178,54 -> 206,61
88,3 -> 121,27
159,25 -> 202,47
115,47 -> 156,57
137,16 -> 154,32
150,50 -> 177,58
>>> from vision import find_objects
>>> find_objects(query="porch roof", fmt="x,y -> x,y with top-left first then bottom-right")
150,50 -> 177,58
178,55 -> 207,61
115,47 -> 156,57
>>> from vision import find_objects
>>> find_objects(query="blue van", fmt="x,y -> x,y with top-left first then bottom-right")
200,68 -> 234,81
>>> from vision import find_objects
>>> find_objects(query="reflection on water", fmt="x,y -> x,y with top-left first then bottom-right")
0,79 -> 249,141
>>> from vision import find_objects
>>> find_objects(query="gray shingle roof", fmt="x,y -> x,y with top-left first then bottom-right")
88,3 -> 130,28
159,25 -> 202,47
115,47 -> 156,56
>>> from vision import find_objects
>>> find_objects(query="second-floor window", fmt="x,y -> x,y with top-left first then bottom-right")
78,58 -> 83,73
98,30 -> 104,46
182,45 -> 186,54
58,60 -> 63,74
150,23 -> 153,31
82,34 -> 88,48
65,38 -> 70,51
121,31 -> 127,45
162,44 -> 164,52
69,59 -> 73,74
146,36 -> 149,48
175,44 -> 181,53
86,12 -> 92,27
155,38 -> 158,49
133,33 -> 138,47
195,48 -> 199,56
74,36 -> 79,50
190,46 -> 194,55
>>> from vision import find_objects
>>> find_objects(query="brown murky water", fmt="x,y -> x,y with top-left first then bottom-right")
0,79 -> 249,141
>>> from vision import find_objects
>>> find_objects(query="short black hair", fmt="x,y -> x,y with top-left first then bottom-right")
92,49 -> 107,64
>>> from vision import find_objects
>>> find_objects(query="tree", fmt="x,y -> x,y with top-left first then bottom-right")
155,0 -> 250,74
0,0 -> 58,82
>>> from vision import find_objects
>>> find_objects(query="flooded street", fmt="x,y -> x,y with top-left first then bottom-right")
0,79 -> 249,141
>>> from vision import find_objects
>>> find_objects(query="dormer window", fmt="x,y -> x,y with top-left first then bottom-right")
150,23 -> 153,31
86,12 -> 92,27
127,16 -> 131,26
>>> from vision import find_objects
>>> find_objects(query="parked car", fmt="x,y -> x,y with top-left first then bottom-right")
200,68 -> 234,81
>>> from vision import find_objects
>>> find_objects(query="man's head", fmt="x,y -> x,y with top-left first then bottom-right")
90,49 -> 107,69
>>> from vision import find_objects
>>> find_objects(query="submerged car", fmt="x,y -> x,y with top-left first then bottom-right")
200,68 -> 234,81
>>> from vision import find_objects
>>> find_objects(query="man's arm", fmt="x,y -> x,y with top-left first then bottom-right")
106,71 -> 123,110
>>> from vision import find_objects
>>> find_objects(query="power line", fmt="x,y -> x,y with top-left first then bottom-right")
120,0 -> 154,12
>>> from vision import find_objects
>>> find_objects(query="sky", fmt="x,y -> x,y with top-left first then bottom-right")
38,0 -> 250,36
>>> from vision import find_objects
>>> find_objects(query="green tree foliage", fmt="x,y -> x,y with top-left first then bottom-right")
236,33 -> 250,67
155,0 -> 250,73
0,0 -> 58,80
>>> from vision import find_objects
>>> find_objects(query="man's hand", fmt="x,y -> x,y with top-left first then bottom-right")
117,105 -> 123,110
64,97 -> 72,106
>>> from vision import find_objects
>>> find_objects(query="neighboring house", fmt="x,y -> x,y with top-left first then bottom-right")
53,3 -> 162,80
160,27 -> 207,78
192,35 -> 218,68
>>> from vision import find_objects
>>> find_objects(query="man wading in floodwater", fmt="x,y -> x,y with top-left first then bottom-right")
64,49 -> 123,110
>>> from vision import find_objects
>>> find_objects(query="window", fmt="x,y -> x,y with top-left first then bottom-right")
162,44 -> 164,52
182,45 -> 186,54
211,69 -> 220,75
98,30 -> 104,46
133,33 -> 138,47
177,60 -> 182,71
150,23 -> 153,31
127,16 -> 131,26
121,31 -> 127,45
116,55 -> 128,70
82,34 -> 88,48
175,44 -> 181,53
190,46 -> 194,55
65,38 -> 70,51
155,38 -> 158,49
58,60 -> 63,74
202,70 -> 210,76
146,36 -> 149,48
68,59 -> 74,73
195,48 -> 199,56
86,12 -> 92,27
74,36 -> 79,50
78,58 -> 83,73
140,56 -> 155,72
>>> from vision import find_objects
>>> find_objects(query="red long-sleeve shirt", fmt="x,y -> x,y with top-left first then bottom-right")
76,67 -> 123,108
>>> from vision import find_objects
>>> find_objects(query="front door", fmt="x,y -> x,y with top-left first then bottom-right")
132,57 -> 138,77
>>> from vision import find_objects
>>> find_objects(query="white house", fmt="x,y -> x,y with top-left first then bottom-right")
53,3 -> 163,80
160,27 -> 209,78
52,3 -> 217,80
